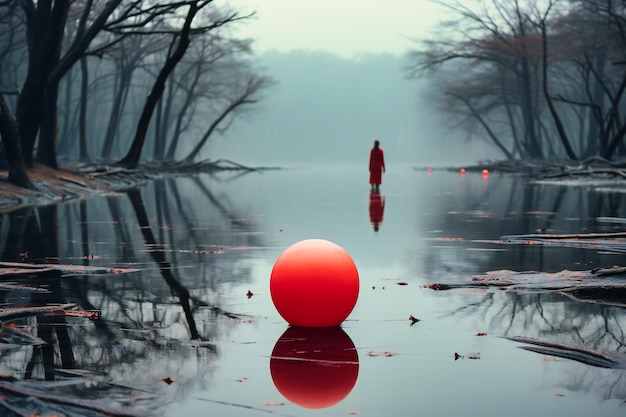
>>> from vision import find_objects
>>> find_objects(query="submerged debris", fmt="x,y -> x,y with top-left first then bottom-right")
501,231 -> 626,253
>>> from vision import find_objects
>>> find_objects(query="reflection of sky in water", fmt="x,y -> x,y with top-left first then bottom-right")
165,165 -> 625,416
3,165 -> 619,415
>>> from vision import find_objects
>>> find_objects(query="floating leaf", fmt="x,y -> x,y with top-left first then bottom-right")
367,350 -> 396,357
454,352 -> 481,360
424,283 -> 445,290
50,309 -> 101,320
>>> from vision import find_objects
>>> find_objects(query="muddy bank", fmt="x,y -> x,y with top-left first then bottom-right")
0,160 -> 280,212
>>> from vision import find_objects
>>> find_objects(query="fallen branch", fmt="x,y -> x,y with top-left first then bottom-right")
498,232 -> 626,254
0,304 -> 76,321
424,268 -> 626,307
502,231 -> 626,240
542,167 -> 626,179
590,265 -> 626,276
504,335 -> 626,369
0,261 -> 138,280
0,282 -> 50,293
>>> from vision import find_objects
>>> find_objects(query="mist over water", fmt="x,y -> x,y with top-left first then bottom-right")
214,51 -> 501,167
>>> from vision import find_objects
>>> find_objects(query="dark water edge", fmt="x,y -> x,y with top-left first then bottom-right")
0,164 -> 623,416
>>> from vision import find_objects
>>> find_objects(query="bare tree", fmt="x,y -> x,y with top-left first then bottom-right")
407,0 -> 626,161
117,2 -> 248,167
184,75 -> 266,161
407,0 -> 549,159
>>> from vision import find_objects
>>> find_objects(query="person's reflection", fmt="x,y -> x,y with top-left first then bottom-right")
270,326 -> 359,409
369,191 -> 385,232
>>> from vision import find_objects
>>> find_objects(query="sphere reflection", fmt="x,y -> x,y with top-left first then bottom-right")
270,326 -> 359,409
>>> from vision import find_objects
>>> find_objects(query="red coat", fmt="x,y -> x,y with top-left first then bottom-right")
369,147 -> 385,185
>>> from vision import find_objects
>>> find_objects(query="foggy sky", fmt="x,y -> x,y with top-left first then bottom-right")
233,0 -> 447,59
211,50 -> 500,167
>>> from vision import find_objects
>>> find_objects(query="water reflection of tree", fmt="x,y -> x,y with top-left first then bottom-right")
420,176 -> 626,280
127,188 -> 202,340
0,175 -> 264,414
417,176 -> 626,402
448,290 -> 626,401
0,205 -> 76,381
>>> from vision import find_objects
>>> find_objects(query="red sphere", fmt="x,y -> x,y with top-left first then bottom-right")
270,326 -> 359,409
270,239 -> 359,327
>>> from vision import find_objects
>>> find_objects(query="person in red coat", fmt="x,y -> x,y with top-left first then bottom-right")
369,140 -> 385,192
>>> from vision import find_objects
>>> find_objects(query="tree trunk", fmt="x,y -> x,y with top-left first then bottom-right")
499,68 -> 522,158
164,61 -> 203,160
36,81 -> 60,168
79,56 -> 89,160
117,3 -> 200,168
17,0 -> 70,168
583,52 -> 607,158
540,22 -> 577,160
153,73 -> 176,160
152,94 -> 165,159
0,94 -> 33,189
519,59 -> 543,159
102,64 -> 134,159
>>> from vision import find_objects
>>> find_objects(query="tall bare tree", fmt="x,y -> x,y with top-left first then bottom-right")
117,1 -> 247,167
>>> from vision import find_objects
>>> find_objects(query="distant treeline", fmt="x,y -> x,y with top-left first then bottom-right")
407,0 -> 626,162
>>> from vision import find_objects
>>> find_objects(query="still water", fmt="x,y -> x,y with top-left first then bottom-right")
0,164 -> 624,416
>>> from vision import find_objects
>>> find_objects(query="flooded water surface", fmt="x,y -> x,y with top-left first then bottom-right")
0,165 -> 624,416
